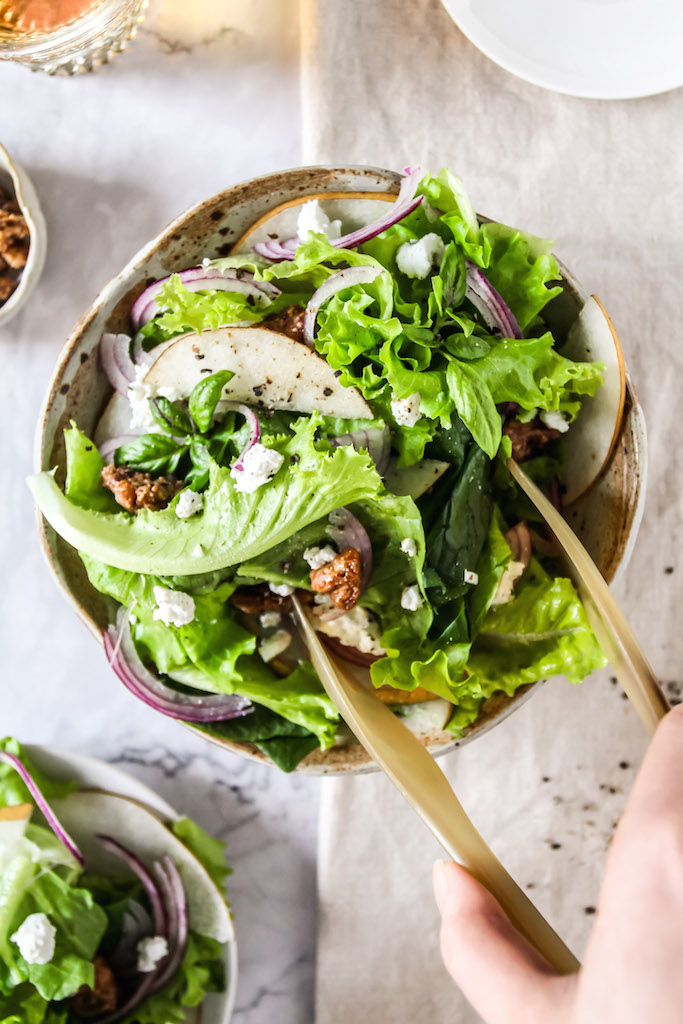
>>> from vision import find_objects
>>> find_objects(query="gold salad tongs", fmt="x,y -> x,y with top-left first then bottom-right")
291,459 -> 668,974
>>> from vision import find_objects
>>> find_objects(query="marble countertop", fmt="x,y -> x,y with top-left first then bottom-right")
0,3 -> 318,1020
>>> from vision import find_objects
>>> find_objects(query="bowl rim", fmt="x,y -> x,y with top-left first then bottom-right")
33,163 -> 648,774
0,141 -> 47,328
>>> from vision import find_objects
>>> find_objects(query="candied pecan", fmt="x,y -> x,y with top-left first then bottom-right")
68,956 -> 118,1018
0,275 -> 16,302
310,547 -> 361,611
102,464 -> 185,513
0,208 -> 30,269
503,419 -> 561,461
0,188 -> 20,214
261,305 -> 306,343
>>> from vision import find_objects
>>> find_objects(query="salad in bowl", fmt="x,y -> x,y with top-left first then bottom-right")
31,166 -> 642,773
0,738 -> 235,1023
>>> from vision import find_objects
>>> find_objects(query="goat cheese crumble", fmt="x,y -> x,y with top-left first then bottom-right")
260,610 -> 281,628
231,443 -> 284,494
269,582 -> 294,597
391,392 -> 422,427
396,233 -> 445,279
128,365 -> 185,432
175,490 -> 204,519
137,935 -> 169,973
464,569 -> 479,585
400,537 -> 417,557
401,585 -> 423,611
540,409 -> 570,433
297,199 -> 342,242
11,914 -> 56,965
152,586 -> 196,627
317,605 -> 386,656
259,628 -> 292,662
303,545 -> 337,570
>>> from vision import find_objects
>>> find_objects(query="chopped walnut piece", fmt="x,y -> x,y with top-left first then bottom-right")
0,207 -> 30,269
310,547 -> 362,611
67,956 -> 118,1018
261,305 -> 306,343
101,464 -> 185,513
503,419 -> 561,461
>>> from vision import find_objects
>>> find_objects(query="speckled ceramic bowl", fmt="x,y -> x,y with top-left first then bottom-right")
35,165 -> 647,774
0,142 -> 47,328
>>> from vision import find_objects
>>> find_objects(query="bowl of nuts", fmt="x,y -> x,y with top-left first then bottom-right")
0,142 -> 47,327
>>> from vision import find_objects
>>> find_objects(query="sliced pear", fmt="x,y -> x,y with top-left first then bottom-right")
144,327 -> 371,419
231,191 -> 397,255
561,296 -> 626,505
396,698 -> 452,734
95,326 -> 372,446
384,458 -> 451,499
51,791 -> 233,943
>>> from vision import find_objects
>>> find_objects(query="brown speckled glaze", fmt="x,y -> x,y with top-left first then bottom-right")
36,166 -> 646,775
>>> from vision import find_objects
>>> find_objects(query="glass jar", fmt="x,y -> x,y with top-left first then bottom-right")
0,0 -> 149,74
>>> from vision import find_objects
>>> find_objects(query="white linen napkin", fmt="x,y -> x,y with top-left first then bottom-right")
303,2 -> 683,1021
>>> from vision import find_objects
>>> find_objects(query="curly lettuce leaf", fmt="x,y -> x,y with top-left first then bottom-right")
479,222 -> 563,330
80,556 -> 338,748
117,931 -> 224,1024
150,273 -> 308,339
170,819 -> 230,893
29,416 -> 383,577
0,985 -> 60,1024
0,856 -> 106,1001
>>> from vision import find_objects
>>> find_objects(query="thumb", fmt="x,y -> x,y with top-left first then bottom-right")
433,860 -> 574,1024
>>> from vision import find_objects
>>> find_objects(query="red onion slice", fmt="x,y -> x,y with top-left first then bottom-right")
150,857 -> 188,992
254,168 -> 424,263
328,508 -> 373,591
303,266 -> 385,346
96,835 -> 167,937
330,426 -> 390,476
98,434 -> 140,462
131,268 -> 280,330
465,261 -> 522,340
100,333 -> 136,396
0,752 -> 85,867
104,611 -> 253,723
91,845 -> 189,1022
223,402 -> 261,470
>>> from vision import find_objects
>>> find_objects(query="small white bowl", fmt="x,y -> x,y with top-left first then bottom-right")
0,141 -> 47,328
25,744 -> 238,1023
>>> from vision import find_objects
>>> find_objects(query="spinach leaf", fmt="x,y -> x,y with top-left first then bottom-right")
198,705 -> 320,773
116,434 -> 189,474
425,413 -> 471,471
149,397 -> 194,437
188,370 -> 235,432
424,445 -> 492,600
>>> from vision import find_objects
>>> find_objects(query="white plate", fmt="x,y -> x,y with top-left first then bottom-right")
23,745 -> 237,1024
440,0 -> 683,99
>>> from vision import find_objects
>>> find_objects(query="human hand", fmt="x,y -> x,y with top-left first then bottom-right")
433,704 -> 683,1024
